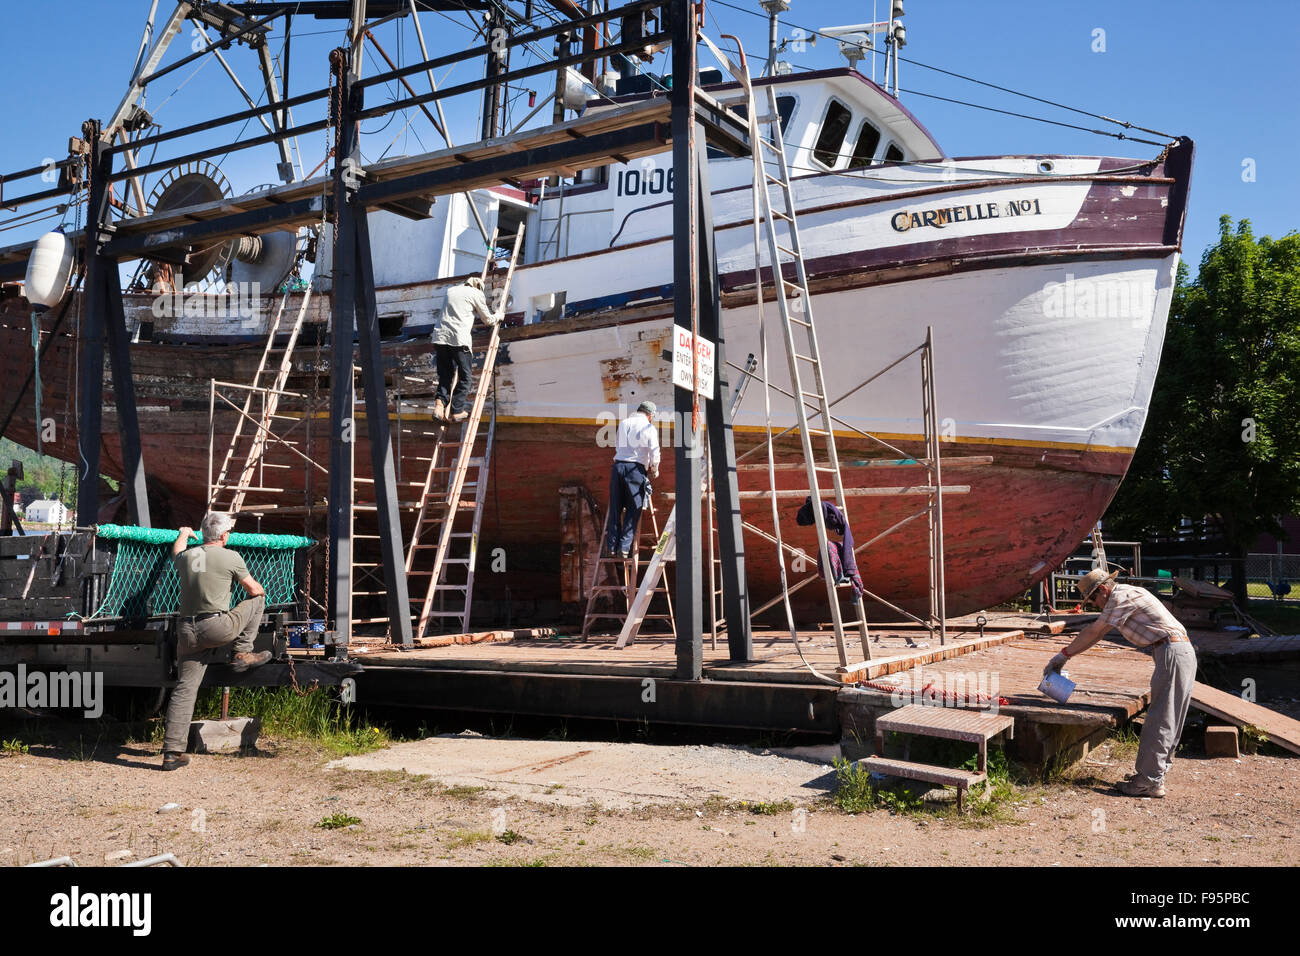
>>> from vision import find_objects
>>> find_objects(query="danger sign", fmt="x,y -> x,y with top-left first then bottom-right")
672,325 -> 715,398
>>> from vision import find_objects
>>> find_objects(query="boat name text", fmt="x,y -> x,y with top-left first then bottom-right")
891,197 -> 1042,232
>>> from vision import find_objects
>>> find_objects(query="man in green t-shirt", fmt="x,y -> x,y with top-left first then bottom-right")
161,511 -> 271,770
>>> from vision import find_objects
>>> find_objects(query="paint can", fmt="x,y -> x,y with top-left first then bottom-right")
1038,670 -> 1075,703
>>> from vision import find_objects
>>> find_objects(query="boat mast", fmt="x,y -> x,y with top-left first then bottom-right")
759,0 -> 788,78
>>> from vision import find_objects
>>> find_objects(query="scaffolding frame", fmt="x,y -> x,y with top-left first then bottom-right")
0,0 -> 753,668
733,329 -> 971,654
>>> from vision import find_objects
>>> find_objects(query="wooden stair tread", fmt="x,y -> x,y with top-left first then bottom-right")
875,703 -> 1014,742
861,756 -> 986,789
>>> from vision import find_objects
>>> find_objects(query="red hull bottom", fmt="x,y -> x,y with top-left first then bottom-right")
0,310 -> 1128,624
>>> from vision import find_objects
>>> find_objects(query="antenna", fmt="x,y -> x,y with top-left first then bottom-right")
888,0 -> 906,95
821,23 -> 885,76
821,1 -> 907,92
759,0 -> 789,79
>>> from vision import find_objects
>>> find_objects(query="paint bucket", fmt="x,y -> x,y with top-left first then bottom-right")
1038,670 -> 1075,703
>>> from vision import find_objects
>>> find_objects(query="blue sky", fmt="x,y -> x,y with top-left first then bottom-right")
1,0 -> 1296,265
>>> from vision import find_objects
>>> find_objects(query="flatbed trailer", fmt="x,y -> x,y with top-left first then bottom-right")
0,529 -> 357,697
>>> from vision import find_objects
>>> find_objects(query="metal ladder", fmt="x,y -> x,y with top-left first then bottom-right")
207,284 -> 314,513
707,33 -> 872,669
405,228 -> 523,638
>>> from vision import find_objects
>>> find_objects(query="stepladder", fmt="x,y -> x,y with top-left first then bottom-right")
581,498 -> 675,640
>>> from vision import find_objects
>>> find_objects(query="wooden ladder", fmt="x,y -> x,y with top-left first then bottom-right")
208,284 -> 314,513
581,499 -> 675,640
405,228 -> 523,638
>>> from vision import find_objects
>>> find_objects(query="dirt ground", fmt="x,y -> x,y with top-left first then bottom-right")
1,727 -> 1297,867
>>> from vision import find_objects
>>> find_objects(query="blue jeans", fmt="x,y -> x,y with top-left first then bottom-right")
435,344 -> 473,414
605,460 -> 650,555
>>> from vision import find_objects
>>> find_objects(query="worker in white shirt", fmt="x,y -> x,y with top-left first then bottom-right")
604,401 -> 661,558
433,275 -> 498,423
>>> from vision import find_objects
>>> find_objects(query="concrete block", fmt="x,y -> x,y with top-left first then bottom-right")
1204,724 -> 1239,758
188,717 -> 262,754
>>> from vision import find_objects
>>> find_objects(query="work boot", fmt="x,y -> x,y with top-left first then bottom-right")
162,752 -> 190,771
451,409 -> 470,423
231,650 -> 272,673
432,399 -> 447,422
1116,777 -> 1165,798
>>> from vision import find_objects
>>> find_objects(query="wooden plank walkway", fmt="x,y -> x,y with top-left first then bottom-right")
853,634 -> 1156,726
355,626 -> 1028,685
1187,628 -> 1300,661
1190,682 -> 1300,756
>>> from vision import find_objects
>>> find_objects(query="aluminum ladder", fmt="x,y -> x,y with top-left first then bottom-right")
705,32 -> 873,669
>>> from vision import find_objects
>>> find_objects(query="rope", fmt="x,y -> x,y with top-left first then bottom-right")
29,311 -> 42,454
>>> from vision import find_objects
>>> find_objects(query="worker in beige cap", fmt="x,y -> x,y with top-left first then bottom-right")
433,274 -> 499,423
1044,567 -> 1197,797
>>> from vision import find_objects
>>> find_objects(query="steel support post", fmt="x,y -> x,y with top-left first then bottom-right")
75,125 -> 113,524
696,142 -> 751,662
669,0 -> 702,680
352,206 -> 413,645
924,326 -> 947,644
327,52 -> 357,643
76,122 -> 152,527
104,264 -> 151,526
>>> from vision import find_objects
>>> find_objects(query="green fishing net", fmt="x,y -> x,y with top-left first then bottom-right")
90,525 -> 314,619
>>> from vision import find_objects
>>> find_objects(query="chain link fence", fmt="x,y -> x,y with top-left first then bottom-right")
1245,553 -> 1300,600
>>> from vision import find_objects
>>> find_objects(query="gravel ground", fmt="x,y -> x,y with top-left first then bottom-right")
1,726 -> 1297,867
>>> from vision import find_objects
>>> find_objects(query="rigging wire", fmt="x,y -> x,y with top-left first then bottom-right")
707,0 -> 1178,144
898,88 -> 1171,147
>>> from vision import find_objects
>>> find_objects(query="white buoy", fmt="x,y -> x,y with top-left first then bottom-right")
23,230 -> 74,312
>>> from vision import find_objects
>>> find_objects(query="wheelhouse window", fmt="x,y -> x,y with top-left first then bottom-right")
847,120 -> 882,169
885,142 -> 905,162
812,99 -> 853,168
728,94 -> 796,133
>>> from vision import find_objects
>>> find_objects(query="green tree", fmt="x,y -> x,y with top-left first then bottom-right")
0,438 -> 73,507
1107,216 -> 1300,600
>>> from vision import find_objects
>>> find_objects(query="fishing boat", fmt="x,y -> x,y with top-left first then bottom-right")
0,1 -> 1192,623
